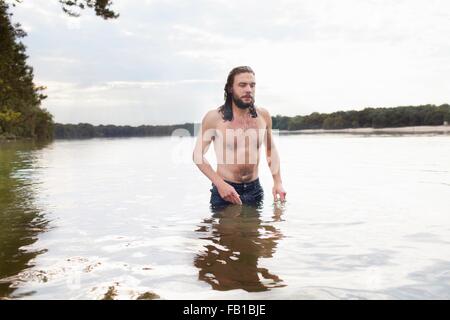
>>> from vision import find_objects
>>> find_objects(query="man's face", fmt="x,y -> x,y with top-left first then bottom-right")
231,72 -> 256,109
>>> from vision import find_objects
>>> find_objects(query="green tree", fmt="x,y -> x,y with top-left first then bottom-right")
1,0 -> 118,140
323,115 -> 345,129
58,0 -> 118,19
0,1 -> 50,139
272,115 -> 289,130
8,0 -> 118,19
0,108 -> 20,133
287,115 -> 304,130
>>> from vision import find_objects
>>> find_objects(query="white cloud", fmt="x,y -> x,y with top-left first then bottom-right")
10,0 -> 450,124
39,80 -> 224,125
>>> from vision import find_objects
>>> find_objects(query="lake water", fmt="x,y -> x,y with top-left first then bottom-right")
1,134 -> 450,299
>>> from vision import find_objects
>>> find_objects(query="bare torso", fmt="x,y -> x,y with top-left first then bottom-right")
211,108 -> 267,183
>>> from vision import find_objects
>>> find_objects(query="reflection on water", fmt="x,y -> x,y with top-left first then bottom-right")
194,203 -> 286,292
0,136 -> 449,299
0,141 -> 50,298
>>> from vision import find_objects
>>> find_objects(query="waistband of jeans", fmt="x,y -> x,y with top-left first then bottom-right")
222,177 -> 260,188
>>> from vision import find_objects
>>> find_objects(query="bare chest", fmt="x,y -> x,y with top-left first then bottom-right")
215,116 -> 266,150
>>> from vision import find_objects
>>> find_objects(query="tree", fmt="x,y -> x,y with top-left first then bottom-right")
323,115 -> 345,129
1,1 -> 55,139
1,0 -> 118,140
8,0 -> 118,20
0,108 -> 21,133
272,115 -> 289,130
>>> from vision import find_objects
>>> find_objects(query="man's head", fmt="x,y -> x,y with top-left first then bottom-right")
219,66 -> 257,121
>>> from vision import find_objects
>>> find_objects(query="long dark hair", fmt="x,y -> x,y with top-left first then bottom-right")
218,66 -> 258,121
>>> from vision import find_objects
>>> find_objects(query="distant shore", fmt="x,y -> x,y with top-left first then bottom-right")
279,125 -> 450,135
3,125 -> 450,143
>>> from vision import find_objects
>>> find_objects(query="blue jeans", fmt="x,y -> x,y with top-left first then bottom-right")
210,178 -> 264,208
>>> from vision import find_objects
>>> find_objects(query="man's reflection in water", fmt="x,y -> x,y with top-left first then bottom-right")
194,202 -> 285,292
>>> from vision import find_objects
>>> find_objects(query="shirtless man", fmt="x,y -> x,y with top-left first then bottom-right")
193,66 -> 286,207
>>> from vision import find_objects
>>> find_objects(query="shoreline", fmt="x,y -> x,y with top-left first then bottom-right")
279,125 -> 450,135
3,125 -> 450,143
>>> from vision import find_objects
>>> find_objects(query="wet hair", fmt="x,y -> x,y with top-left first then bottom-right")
218,66 -> 258,121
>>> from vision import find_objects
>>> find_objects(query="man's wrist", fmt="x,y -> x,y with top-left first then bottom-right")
212,176 -> 225,187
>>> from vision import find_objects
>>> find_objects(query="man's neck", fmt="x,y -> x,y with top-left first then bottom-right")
231,103 -> 250,118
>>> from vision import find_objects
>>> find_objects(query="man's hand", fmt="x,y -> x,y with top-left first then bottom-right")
272,183 -> 287,202
217,181 -> 242,205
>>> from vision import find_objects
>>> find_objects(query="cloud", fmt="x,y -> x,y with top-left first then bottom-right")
40,79 -> 224,125
10,0 -> 450,124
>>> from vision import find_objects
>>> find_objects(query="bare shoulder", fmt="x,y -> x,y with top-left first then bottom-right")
202,108 -> 222,129
256,107 -> 271,123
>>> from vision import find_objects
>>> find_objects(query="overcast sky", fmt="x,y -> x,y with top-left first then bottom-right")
11,0 -> 450,125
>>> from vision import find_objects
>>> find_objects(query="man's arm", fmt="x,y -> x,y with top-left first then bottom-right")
261,108 -> 287,202
192,111 -> 242,205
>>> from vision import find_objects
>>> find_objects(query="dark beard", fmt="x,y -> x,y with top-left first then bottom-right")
232,94 -> 254,110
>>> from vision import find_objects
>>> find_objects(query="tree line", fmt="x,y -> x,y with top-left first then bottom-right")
54,123 -> 196,139
272,104 -> 450,130
53,104 -> 449,139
